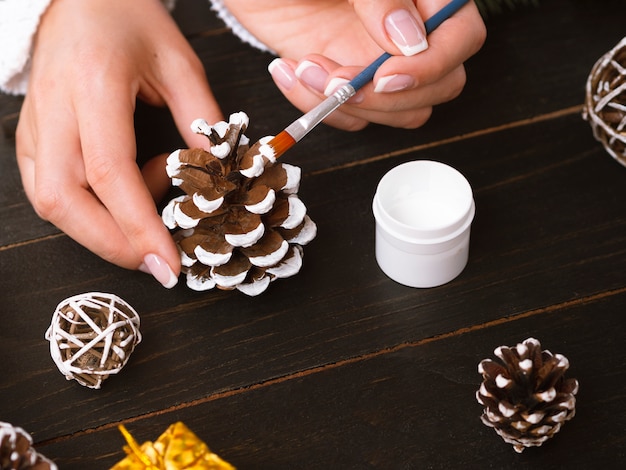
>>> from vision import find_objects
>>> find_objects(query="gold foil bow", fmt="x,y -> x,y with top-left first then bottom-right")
111,422 -> 235,469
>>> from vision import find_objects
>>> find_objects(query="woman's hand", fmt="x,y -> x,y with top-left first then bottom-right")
225,0 -> 486,130
16,0 -> 223,287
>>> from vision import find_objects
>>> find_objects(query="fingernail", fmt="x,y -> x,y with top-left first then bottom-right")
384,9 -> 428,56
138,262 -> 151,274
374,74 -> 415,93
268,58 -> 296,91
143,253 -> 178,288
295,60 -> 329,93
324,78 -> 364,104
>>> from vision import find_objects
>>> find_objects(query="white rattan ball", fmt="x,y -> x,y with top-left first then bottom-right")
45,292 -> 142,389
583,37 -> 626,166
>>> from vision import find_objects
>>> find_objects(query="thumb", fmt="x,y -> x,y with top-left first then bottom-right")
349,0 -> 428,57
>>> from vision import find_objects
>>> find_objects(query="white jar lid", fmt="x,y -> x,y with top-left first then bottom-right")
373,160 -> 474,244
372,160 -> 475,287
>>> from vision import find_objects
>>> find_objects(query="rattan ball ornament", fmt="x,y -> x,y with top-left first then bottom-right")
162,112 -> 317,296
45,292 -> 142,389
476,338 -> 579,453
0,421 -> 57,469
583,37 -> 626,166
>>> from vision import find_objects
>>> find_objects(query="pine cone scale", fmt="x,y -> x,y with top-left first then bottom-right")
1,422 -> 57,469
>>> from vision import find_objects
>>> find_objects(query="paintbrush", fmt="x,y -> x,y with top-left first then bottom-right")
268,0 -> 470,158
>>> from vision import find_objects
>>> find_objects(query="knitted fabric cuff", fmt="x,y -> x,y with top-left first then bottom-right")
0,0 -> 177,96
209,0 -> 275,55
0,0 -> 53,95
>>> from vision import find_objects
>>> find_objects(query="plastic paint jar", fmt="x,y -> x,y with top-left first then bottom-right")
372,160 -> 475,288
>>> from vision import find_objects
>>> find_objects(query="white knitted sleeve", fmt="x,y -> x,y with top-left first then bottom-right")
209,0 -> 275,54
0,0 -> 178,96
0,0 -> 53,95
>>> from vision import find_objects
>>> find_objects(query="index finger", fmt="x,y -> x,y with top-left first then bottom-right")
76,81 -> 181,285
23,101 -> 143,269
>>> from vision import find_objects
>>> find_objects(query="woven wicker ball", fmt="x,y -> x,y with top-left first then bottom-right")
45,292 -> 142,389
583,37 -> 626,166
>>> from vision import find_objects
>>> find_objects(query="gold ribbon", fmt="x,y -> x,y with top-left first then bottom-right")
117,425 -> 159,469
112,422 -> 235,470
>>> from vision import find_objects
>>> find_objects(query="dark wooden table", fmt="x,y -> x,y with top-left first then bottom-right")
2,1 -> 626,468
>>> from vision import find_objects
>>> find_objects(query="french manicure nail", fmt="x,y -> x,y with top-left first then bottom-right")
324,78 -> 364,104
324,77 -> 349,97
143,253 -> 178,289
138,262 -> 151,274
374,74 -> 415,93
384,9 -> 428,56
295,60 -> 329,93
268,58 -> 296,91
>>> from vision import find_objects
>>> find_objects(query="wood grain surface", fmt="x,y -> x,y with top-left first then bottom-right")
1,0 -> 625,468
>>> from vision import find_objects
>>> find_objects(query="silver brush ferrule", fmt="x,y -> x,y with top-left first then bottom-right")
284,84 -> 356,142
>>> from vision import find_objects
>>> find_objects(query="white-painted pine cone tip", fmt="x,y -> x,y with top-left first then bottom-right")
583,36 -> 626,167
0,421 -> 58,469
162,113 -> 316,296
45,292 -> 141,389
476,338 -> 578,453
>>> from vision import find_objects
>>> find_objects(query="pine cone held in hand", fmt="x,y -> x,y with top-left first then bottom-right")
0,422 -> 57,470
162,112 -> 316,296
476,338 -> 579,453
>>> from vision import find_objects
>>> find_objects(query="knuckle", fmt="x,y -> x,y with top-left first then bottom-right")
32,183 -> 67,222
473,22 -> 488,53
329,114 -> 369,132
96,242 -> 130,267
121,220 -> 149,246
86,154 -> 118,189
400,107 -> 433,129
443,67 -> 467,102
343,120 -> 369,132
185,54 -> 207,77
166,48 -> 206,80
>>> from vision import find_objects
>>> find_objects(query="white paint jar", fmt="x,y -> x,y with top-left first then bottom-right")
372,160 -> 475,288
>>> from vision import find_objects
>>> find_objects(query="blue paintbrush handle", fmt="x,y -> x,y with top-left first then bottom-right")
349,0 -> 469,91
283,0 -> 469,143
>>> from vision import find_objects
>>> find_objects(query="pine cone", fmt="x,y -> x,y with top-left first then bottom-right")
45,292 -> 142,389
476,338 -> 579,453
583,36 -> 626,166
162,112 -> 316,296
0,422 -> 57,470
